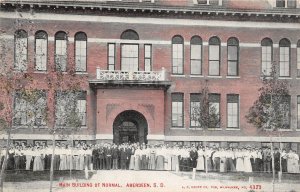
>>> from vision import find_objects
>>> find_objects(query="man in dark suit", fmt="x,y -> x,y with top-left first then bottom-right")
92,145 -> 99,170
120,145 -> 128,170
125,145 -> 132,169
112,144 -> 119,170
273,148 -> 281,173
104,144 -> 112,170
98,145 -> 105,170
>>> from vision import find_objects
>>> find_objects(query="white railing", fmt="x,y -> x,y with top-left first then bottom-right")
96,68 -> 166,81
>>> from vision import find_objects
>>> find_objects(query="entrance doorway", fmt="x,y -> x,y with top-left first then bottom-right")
113,110 -> 148,144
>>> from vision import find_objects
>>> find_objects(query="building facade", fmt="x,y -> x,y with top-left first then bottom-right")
0,0 -> 300,152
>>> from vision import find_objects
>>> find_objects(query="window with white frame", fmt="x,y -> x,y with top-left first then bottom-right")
172,36 -> 184,74
209,37 -> 220,76
227,37 -> 239,76
276,0 -> 297,8
75,32 -> 87,72
55,91 -> 86,127
209,93 -> 220,128
261,38 -> 273,76
297,40 -> 300,77
144,44 -> 152,71
279,38 -> 290,77
190,36 -> 202,75
77,92 -> 87,126
227,94 -> 239,128
14,30 -> 28,71
121,44 -> 139,71
120,30 -> 139,71
13,90 -> 47,126
172,93 -> 184,127
108,43 -> 115,70
190,93 -> 201,128
35,31 -> 47,71
196,0 -> 221,5
55,31 -> 67,71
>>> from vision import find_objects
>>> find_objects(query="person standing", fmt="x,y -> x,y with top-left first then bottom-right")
92,144 -> 99,170
225,148 -> 236,172
287,150 -> 300,173
112,144 -> 119,170
281,149 -> 288,173
236,148 -> 244,172
263,148 -> 272,173
196,147 -> 205,171
273,148 -> 281,173
190,146 -> 198,169
104,144 -> 112,170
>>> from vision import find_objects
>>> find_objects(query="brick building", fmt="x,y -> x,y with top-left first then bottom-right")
0,0 -> 300,152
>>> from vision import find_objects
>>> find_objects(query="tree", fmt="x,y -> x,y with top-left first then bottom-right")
190,81 -> 220,130
246,62 -> 290,188
190,80 -> 220,173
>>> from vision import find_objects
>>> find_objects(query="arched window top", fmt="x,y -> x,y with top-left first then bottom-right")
55,31 -> 67,40
75,32 -> 87,41
297,40 -> 300,47
191,36 -> 202,45
227,37 -> 239,46
172,35 -> 184,44
15,29 -> 27,38
121,29 -> 139,40
209,36 -> 220,45
261,38 -> 273,46
35,30 -> 48,39
279,38 -> 291,47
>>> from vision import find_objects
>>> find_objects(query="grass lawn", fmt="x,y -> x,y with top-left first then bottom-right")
3,170 -> 94,182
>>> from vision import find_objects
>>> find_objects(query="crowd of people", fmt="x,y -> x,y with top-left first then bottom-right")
0,142 -> 299,174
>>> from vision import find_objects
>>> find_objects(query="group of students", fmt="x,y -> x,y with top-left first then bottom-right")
0,142 -> 299,174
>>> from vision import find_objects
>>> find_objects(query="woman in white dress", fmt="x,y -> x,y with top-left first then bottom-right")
219,148 -> 227,173
196,147 -> 205,171
243,148 -> 252,173
33,147 -> 44,171
236,148 -> 244,172
287,150 -> 300,173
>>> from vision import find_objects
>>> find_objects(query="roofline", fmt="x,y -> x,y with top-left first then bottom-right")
1,1 -> 300,18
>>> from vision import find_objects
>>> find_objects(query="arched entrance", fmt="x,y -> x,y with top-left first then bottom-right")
113,110 -> 148,144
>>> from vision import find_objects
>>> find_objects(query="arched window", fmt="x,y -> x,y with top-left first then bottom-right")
297,40 -> 300,77
14,29 -> 28,71
55,31 -> 67,71
120,30 -> 139,71
121,29 -> 139,40
209,36 -> 221,76
190,36 -> 202,75
261,38 -> 273,76
75,32 -> 87,72
279,38 -> 291,77
227,37 -> 239,76
35,31 -> 48,71
172,35 -> 184,74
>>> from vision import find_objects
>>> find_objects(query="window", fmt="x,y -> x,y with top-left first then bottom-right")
208,142 -> 220,148
227,94 -> 239,128
108,43 -> 116,70
120,30 -> 139,71
209,94 -> 220,128
279,95 -> 291,129
297,95 -> 300,129
227,37 -> 239,76
279,38 -> 290,77
228,142 -> 239,148
287,0 -> 296,8
172,93 -> 184,127
35,31 -> 47,71
55,91 -> 86,127
75,32 -> 87,72
190,36 -> 202,75
276,0 -> 285,7
144,44 -> 152,71
14,30 -> 28,71
13,90 -> 47,126
77,92 -> 87,126
55,31 -> 67,71
196,0 -> 221,5
261,38 -> 273,76
209,37 -> 221,76
172,36 -> 184,74
190,93 -> 201,128
297,41 -> 300,77
121,44 -> 139,71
